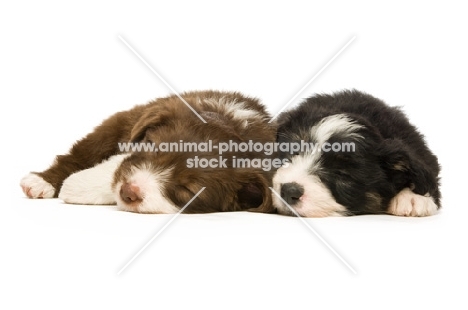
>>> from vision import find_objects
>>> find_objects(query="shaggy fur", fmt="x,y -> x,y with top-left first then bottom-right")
20,91 -> 276,214
272,90 -> 441,217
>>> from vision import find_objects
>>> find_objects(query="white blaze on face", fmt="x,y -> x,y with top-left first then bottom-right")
114,164 -> 179,214
272,155 -> 347,217
310,114 -> 363,145
272,114 -> 361,217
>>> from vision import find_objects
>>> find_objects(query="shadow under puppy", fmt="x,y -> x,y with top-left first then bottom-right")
273,89 -> 441,217
20,91 -> 277,214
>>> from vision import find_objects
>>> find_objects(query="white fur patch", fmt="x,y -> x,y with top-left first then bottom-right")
114,164 -> 179,214
271,113 -> 363,217
231,107 -> 261,121
203,96 -> 263,125
387,188 -> 438,217
58,154 -> 130,205
20,173 -> 55,198
310,114 -> 363,145
272,156 -> 347,217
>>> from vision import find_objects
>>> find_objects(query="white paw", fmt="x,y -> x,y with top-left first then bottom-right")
20,173 -> 55,198
59,173 -> 116,205
388,188 -> 438,217
58,154 -> 128,205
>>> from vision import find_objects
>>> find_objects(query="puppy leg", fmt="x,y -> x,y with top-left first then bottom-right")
59,154 -> 130,205
379,138 -> 441,209
387,188 -> 438,216
20,110 -> 136,198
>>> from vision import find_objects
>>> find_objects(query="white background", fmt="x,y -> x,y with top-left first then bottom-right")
1,1 -> 467,309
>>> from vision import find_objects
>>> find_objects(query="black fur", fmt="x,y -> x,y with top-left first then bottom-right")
276,89 -> 441,215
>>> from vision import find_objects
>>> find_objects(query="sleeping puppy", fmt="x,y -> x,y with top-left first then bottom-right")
20,90 -> 276,214
272,89 -> 441,217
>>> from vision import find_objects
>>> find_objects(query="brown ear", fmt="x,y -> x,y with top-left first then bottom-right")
130,107 -> 170,142
237,172 -> 275,213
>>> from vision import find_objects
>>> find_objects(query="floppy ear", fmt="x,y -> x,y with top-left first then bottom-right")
378,139 -> 438,196
273,113 -> 289,141
130,107 -> 170,142
236,171 -> 276,213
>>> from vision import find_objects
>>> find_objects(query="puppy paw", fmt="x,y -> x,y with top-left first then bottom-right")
20,173 -> 55,198
388,188 -> 438,217
59,170 -> 116,205
58,155 -> 128,205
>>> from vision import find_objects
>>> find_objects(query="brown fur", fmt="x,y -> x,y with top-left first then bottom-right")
30,90 -> 277,213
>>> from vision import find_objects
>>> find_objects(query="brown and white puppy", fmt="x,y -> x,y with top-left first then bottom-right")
20,91 -> 276,214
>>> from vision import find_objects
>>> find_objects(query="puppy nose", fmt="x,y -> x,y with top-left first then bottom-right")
120,182 -> 143,204
280,182 -> 304,205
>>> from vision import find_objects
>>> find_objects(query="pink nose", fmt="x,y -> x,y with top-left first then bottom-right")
120,182 -> 143,204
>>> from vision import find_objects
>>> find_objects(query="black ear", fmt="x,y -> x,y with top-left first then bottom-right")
378,139 -> 438,196
236,172 -> 275,213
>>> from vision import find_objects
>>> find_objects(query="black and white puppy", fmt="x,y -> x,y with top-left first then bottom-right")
272,90 -> 441,217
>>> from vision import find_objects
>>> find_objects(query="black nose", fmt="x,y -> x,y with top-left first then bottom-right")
280,182 -> 304,205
